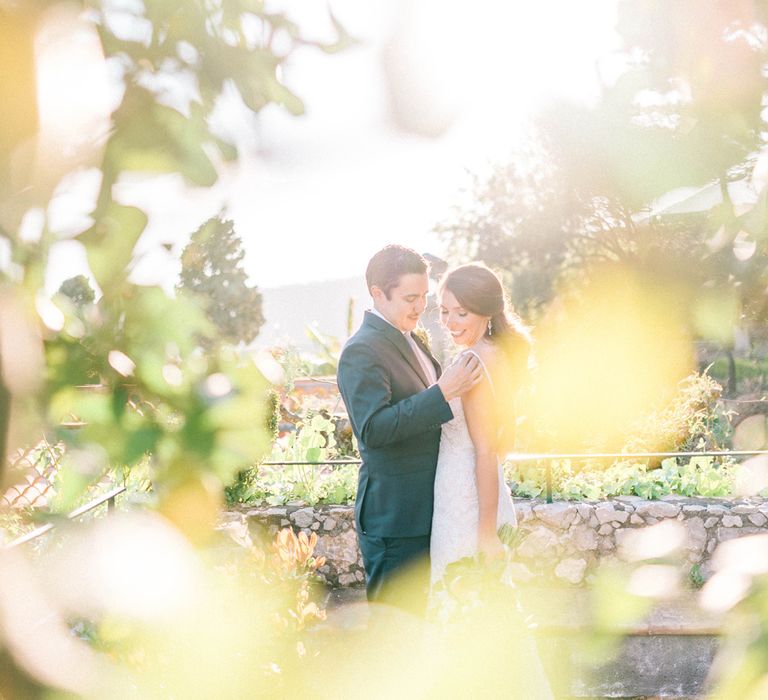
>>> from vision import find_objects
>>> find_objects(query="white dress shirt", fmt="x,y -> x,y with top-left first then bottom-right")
370,308 -> 437,385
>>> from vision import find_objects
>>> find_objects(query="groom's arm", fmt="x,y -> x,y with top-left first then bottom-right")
338,343 -> 453,449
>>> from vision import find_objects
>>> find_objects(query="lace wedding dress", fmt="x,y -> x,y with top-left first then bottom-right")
430,350 -> 517,585
429,351 -> 554,700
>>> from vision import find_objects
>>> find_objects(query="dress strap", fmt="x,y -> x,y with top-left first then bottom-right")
462,349 -> 496,398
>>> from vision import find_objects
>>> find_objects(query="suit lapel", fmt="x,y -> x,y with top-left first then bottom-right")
410,331 -> 442,380
363,312 -> 430,388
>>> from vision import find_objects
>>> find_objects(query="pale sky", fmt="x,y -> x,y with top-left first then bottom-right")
41,0 -> 621,293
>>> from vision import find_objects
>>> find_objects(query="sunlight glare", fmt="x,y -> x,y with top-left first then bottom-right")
162,364 -> 184,387
627,564 -> 681,598
108,350 -> 136,377
712,534 -> 768,577
700,571 -> 751,613
46,512 -> 201,621
35,4 -> 113,146
734,455 -> 768,496
0,549 -> 99,695
252,349 -> 285,385
618,521 -> 687,562
35,294 -> 65,332
18,207 -> 45,243
383,0 -> 617,138
204,373 -> 233,398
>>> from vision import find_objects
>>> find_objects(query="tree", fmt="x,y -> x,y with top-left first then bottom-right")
536,0 -> 768,332
439,0 -> 768,337
438,150 -> 725,320
436,147 -> 583,318
178,216 -> 264,347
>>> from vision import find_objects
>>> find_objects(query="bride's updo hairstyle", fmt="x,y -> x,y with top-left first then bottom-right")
439,262 -> 529,360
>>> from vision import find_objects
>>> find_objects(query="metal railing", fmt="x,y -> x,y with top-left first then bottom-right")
263,449 -> 768,503
5,449 -> 767,549
3,485 -> 126,549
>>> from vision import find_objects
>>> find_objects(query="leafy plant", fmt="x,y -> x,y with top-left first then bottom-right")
508,456 -> 737,501
276,413 -> 338,464
226,412 -> 358,507
688,563 -> 705,590
0,508 -> 35,543
231,463 -> 358,508
247,528 -> 327,632
270,345 -> 313,392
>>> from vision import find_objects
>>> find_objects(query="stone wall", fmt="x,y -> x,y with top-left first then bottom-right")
229,505 -> 366,587
226,496 -> 768,588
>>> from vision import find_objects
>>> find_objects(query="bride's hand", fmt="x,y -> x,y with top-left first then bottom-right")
479,535 -> 505,561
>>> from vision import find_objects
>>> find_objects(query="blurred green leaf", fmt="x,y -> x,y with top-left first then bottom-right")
80,202 -> 147,292
107,90 -> 218,186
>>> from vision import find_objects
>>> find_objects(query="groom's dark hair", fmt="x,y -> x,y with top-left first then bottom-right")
366,245 -> 428,299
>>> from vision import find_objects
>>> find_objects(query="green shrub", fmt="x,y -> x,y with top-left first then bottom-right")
246,462 -> 358,506
225,407 -> 358,507
508,456 -> 737,501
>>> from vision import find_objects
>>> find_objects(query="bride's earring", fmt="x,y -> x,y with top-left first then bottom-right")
487,319 -> 493,336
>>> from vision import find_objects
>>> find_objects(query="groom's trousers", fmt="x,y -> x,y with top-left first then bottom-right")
357,532 -> 431,617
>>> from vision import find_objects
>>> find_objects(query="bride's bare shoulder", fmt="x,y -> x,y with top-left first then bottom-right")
466,340 -> 498,366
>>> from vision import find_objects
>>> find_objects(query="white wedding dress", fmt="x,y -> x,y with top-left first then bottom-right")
429,351 -> 554,700
430,350 -> 517,585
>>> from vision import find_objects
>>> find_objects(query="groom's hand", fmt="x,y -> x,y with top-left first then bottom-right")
437,353 -> 483,402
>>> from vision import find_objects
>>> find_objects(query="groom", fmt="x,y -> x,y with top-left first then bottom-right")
337,245 -> 482,614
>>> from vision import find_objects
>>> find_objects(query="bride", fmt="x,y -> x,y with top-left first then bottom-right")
430,262 -> 530,585
427,263 -> 555,700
